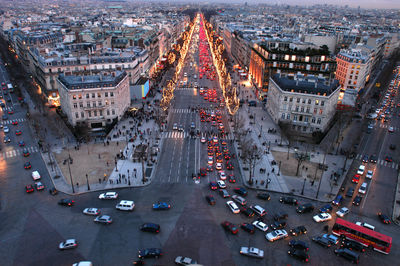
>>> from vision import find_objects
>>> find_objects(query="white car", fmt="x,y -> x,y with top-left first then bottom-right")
388,126 -> 394,133
313,212 -> 332,223
366,170 -> 374,179
215,162 -> 222,170
3,126 -> 9,133
357,165 -> 365,175
59,239 -> 78,250
208,156 -> 213,165
217,180 -> 226,189
219,171 -> 226,180
336,207 -> 350,217
252,220 -> 268,232
200,136 -> 206,143
226,200 -> 240,214
173,123 -> 178,130
175,256 -> 197,265
265,229 -> 288,242
239,246 -> 264,258
32,171 -> 41,181
82,208 -> 101,216
358,182 -> 368,194
98,192 -> 118,199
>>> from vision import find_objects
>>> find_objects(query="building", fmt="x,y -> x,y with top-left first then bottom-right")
335,45 -> 371,92
249,41 -> 336,99
231,31 -> 251,71
267,74 -> 340,134
57,71 -> 130,129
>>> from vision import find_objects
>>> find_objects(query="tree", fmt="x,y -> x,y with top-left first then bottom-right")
295,152 -> 309,176
240,137 -> 263,184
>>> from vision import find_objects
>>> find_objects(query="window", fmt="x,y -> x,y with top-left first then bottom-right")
72,95 -> 77,100
295,106 -> 299,112
75,112 -> 79,118
112,109 -> 115,115
73,103 -> 77,108
303,126 -> 307,131
105,100 -> 109,106
97,93 -> 101,98
99,110 -> 103,116
87,102 -> 90,107
305,117 -> 309,122
289,97 -> 293,102
297,98 -> 300,103
107,109 -> 110,115
301,106 -> 304,112
284,96 -> 288,101
286,114 -> 290,119
314,108 -> 317,114
86,94 -> 89,99
78,94 -> 82,99
312,117 -> 316,123
317,118 -> 322,124
321,101 -> 325,106
105,92 -> 108,97
92,93 -> 95,98
88,111 -> 91,117
306,107 -> 310,113
110,92 -> 114,97
79,102 -> 83,108
94,110 -> 97,116
293,115 -> 298,121
111,101 -> 115,105
281,113 -> 286,119
302,98 -> 306,104
81,112 -> 84,118
98,101 -> 102,106
319,109 -> 323,115
93,102 -> 96,107
308,99 -> 311,104
315,100 -> 319,105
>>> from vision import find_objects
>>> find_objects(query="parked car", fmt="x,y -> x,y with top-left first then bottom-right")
273,212 -> 288,221
239,247 -> 264,259
241,223 -> 255,234
175,256 -> 197,265
313,213 -> 332,223
377,212 -> 391,224
353,195 -> 363,206
221,221 -> 239,234
252,220 -> 269,232
341,239 -> 366,252
334,248 -> 360,264
279,196 -> 298,205
289,225 -> 307,236
226,201 -> 240,214
152,202 -> 171,210
336,207 -> 350,217
94,215 -> 112,224
240,206 -> 255,218
83,208 -> 101,216
296,203 -> 314,214
25,184 -> 34,193
98,192 -> 118,199
319,204 -> 333,213
288,240 -> 309,251
332,195 -> 343,206
287,247 -> 310,262
257,192 -> 271,200
233,187 -> 248,196
322,234 -> 339,245
270,220 -> 287,230
266,229 -> 288,242
345,188 -> 354,197
312,236 -> 331,248
205,195 -> 216,205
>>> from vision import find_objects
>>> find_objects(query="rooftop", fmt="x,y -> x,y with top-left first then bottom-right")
58,71 -> 127,91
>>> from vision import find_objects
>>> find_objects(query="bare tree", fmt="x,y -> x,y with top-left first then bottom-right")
240,137 -> 263,184
295,152 -> 309,176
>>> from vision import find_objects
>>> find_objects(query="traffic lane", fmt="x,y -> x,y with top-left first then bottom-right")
153,138 -> 178,183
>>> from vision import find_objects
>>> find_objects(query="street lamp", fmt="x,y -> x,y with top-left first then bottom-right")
301,177 -> 306,195
277,161 -> 281,176
67,153 -> 75,194
86,174 -> 90,191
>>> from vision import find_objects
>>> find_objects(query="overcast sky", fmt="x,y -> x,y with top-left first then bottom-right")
194,0 -> 400,9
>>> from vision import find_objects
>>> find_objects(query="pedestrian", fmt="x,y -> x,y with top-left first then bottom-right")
76,182 -> 79,188
99,178 -> 101,184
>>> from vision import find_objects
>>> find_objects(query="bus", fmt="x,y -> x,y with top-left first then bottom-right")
332,218 -> 392,254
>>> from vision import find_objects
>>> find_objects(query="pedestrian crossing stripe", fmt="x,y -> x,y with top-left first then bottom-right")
162,131 -> 187,139
0,146 -> 39,160
176,87 -> 195,91
171,109 -> 194,113
0,118 -> 26,125
356,154 -> 399,169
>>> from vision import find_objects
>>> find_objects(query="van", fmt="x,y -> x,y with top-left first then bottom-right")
358,182 -> 367,194
296,203 -> 314,214
32,171 -> 41,181
232,195 -> 247,206
250,205 -> 266,216
115,200 -> 135,211
355,221 -> 375,231
334,248 -> 360,264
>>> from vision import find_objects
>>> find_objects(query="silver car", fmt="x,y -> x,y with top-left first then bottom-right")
83,208 -> 101,216
94,215 -> 112,224
59,239 -> 78,250
175,256 -> 197,265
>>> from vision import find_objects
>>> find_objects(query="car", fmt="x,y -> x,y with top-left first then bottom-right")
173,123 -> 178,130
219,189 -> 230,198
226,162 -> 234,170
241,223 -> 255,233
356,165 -> 365,175
336,207 -> 350,217
358,183 -> 367,194
58,199 -> 75,206
12,120 -> 18,125
18,140 -> 25,146
233,187 -> 247,196
59,239 -> 78,250
190,122 -> 196,129
385,156 -> 393,162
152,202 -> 171,210
94,215 -> 112,224
352,174 -> 360,184
313,213 -> 332,223
252,220 -> 268,232
226,201 -> 240,214
207,156 -> 213,165
288,240 -> 309,250
7,109 -> 13,114
240,206 -> 255,218
138,248 -> 163,259
23,149 -> 30,157
98,192 -> 118,199
15,130 -> 22,135
228,175 -> 236,183
355,222 -> 375,231
140,223 -> 160,233
388,126 -> 394,132
206,195 -> 216,205
389,144 -> 396,150
287,247 -> 310,262
2,115 -> 8,120
25,184 -> 34,193
370,154 -> 377,163
239,246 -> 264,259
366,170 -> 374,179
221,221 -> 239,234
322,234 -> 339,245
217,180 -> 226,189
251,205 -> 266,216
215,162 -> 222,170
175,256 -> 197,265
279,196 -> 298,205
319,204 -> 333,213
232,195 -> 247,206
362,155 -> 368,163
352,195 -> 362,206
377,212 -> 391,224
200,168 -> 207,176
289,226 -> 307,236
35,182 -> 44,191
312,236 -> 331,248
219,171 -> 226,180
341,239 -> 366,252
31,172 -> 40,183
265,229 -> 288,242
3,126 -> 9,133
346,188 -> 354,197
334,248 -> 360,264
82,208 -> 101,216
200,136 -> 206,143
296,203 -> 314,213
257,192 -> 271,201
3,135 -> 10,143
209,181 -> 218,190
270,220 -> 287,230
273,212 -> 288,221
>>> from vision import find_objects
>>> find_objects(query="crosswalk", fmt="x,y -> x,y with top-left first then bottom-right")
171,108 -> 195,113
0,146 -> 39,160
161,131 -> 235,140
1,106 -> 14,112
354,154 -> 399,169
175,87 -> 196,91
377,124 -> 399,130
0,118 -> 26,125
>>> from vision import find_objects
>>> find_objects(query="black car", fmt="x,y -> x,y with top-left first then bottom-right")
270,220 -> 287,230
140,223 -> 160,233
206,195 -> 216,205
233,187 -> 248,196
49,187 -> 58,195
287,247 -> 310,262
240,223 -> 255,234
345,188 -> 354,197
319,204 -> 333,213
58,199 -> 74,206
240,206 -> 255,218
377,212 -> 391,224
352,195 -> 362,206
138,248 -> 163,259
257,192 -> 271,200
273,212 -> 288,221
341,239 -> 365,253
279,196 -> 298,205
362,155 -> 368,163
334,248 -> 359,264
389,144 -> 396,150
312,236 -> 331,248
288,240 -> 309,251
370,154 -> 378,163
289,225 -> 307,236
296,203 -> 314,214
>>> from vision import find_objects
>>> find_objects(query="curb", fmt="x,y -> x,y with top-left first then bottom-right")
392,170 -> 400,226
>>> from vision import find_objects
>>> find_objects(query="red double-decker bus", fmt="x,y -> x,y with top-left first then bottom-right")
332,218 -> 392,254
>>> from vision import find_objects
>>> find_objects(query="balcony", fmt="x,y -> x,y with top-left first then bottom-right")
83,105 -> 106,110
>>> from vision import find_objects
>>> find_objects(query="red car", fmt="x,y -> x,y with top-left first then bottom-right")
8,110 -> 14,114
226,162 -> 234,170
12,120 -> 18,125
15,130 -> 22,135
352,174 -> 360,184
25,184 -> 34,193
210,181 -> 218,190
200,168 -> 207,176
221,221 -> 239,234
228,175 -> 236,183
